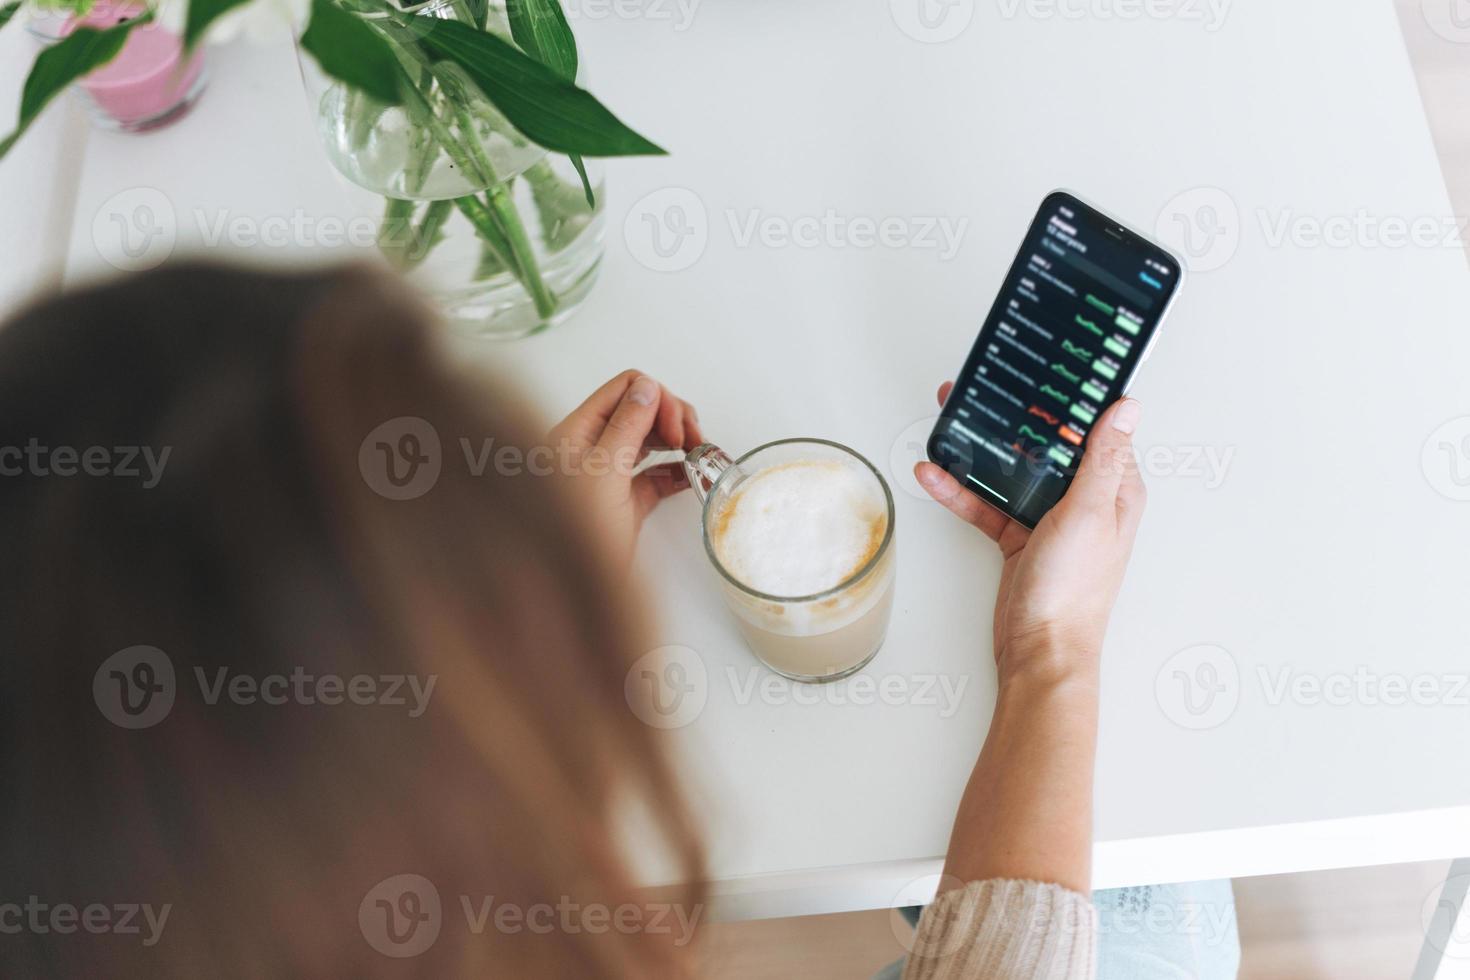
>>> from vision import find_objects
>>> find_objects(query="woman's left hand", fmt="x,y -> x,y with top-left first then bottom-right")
550,370 -> 703,566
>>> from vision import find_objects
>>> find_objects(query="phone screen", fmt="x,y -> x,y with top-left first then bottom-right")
927,191 -> 1183,528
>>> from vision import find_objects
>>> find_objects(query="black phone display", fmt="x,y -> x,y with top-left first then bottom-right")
927,191 -> 1183,528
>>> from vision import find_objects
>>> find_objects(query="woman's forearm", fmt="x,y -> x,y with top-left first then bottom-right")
938,649 -> 1101,896
916,395 -> 1143,903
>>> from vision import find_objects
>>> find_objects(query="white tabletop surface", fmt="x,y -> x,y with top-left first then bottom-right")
7,0 -> 1470,920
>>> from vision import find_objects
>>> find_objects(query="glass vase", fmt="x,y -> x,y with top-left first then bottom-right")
296,0 -> 605,339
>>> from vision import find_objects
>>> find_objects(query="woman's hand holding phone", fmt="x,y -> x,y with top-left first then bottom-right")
917,380 -> 1146,897
915,381 -> 1146,686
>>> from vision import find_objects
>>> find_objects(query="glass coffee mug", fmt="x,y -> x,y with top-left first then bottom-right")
684,438 -> 897,683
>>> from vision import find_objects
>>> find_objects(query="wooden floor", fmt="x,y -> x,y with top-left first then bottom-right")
703,4 -> 1470,977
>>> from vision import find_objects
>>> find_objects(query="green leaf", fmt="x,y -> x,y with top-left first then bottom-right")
505,0 -> 576,81
569,153 -> 594,207
184,0 -> 251,48
504,1 -> 595,203
0,13 -> 148,161
463,0 -> 489,31
0,1 -> 22,31
416,18 -> 663,157
300,0 -> 402,105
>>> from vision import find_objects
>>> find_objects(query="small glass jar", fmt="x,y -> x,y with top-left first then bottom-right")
65,2 -> 208,133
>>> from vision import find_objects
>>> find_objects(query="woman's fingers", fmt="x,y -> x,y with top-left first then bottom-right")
915,461 -> 1011,543
595,375 -> 663,456
1068,398 -> 1142,521
653,392 -> 703,451
554,369 -> 643,447
682,399 -> 703,447
922,380 -> 1016,543
632,465 -> 685,522
1115,439 -> 1147,534
654,388 -> 686,450
555,370 -> 702,459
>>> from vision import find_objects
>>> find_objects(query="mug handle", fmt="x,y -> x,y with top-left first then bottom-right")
684,444 -> 737,504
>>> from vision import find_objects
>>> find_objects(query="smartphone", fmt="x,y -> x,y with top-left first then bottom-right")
927,190 -> 1184,528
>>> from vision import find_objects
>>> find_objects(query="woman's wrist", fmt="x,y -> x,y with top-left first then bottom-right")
996,627 -> 1102,693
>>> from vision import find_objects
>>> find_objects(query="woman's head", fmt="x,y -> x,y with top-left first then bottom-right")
0,264 -> 703,977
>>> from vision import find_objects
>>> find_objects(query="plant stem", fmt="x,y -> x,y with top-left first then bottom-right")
525,159 -> 594,251
454,194 -> 518,277
403,68 -> 440,195
406,199 -> 453,270
475,240 -> 509,279
378,197 -> 419,268
381,54 -> 558,320
485,180 -> 555,318
438,81 -> 556,316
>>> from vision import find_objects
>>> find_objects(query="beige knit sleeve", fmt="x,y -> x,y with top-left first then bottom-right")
899,879 -> 1097,980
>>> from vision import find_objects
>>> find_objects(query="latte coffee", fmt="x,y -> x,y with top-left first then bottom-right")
696,441 -> 896,682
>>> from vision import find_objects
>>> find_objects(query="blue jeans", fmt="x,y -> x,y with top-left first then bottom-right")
875,879 -> 1240,979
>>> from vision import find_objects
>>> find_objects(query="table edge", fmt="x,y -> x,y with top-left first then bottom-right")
696,805 -> 1470,921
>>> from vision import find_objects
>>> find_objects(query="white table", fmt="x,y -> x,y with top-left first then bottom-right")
6,0 -> 1470,932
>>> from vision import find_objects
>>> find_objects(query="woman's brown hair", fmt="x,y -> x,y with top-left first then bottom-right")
0,264 -> 705,977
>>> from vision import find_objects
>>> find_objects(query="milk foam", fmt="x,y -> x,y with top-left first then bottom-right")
712,460 -> 886,597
